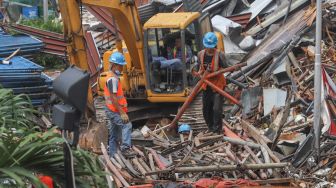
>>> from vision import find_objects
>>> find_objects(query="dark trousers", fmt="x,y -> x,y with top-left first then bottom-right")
202,87 -> 224,133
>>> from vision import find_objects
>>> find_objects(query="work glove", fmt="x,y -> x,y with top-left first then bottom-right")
120,112 -> 129,124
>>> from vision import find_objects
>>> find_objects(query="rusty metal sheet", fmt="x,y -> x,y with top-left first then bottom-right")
226,13 -> 251,28
10,24 -> 64,39
85,6 -> 121,36
7,24 -> 66,56
84,32 -> 101,73
135,0 -> 151,6
84,31 -> 102,93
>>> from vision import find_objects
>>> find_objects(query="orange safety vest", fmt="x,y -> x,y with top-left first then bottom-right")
103,73 -> 128,113
199,49 -> 226,90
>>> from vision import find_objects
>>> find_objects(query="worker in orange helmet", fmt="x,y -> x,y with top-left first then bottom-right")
104,52 -> 135,157
195,32 -> 231,134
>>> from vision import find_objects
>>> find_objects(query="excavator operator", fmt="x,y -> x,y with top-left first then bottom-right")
104,52 -> 135,157
167,37 -> 193,60
196,32 -> 230,135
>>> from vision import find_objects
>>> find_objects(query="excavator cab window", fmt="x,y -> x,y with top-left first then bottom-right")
144,27 -> 197,94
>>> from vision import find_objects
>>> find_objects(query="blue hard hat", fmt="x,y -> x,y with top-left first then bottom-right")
178,124 -> 191,134
109,52 -> 126,66
203,32 -> 218,48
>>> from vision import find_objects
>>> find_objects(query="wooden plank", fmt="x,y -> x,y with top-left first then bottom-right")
241,120 -> 280,163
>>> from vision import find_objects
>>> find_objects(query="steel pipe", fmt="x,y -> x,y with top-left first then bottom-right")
313,0 -> 322,158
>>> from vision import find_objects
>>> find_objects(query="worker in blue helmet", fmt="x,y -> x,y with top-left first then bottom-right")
194,32 -> 231,135
104,52 -> 134,157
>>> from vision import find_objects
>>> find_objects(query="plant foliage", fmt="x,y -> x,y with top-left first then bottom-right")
20,17 -> 63,34
0,88 -> 107,187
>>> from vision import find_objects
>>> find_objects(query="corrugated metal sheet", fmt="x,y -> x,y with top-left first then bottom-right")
138,2 -> 159,24
85,6 -> 121,36
0,56 -> 43,72
202,0 -> 229,13
92,31 -> 117,55
0,34 -> 43,57
10,24 -> 63,39
84,32 -> 102,94
243,9 -> 309,68
153,0 -> 182,6
135,0 -> 150,6
182,0 -> 202,12
0,56 -> 52,106
238,0 -> 273,21
246,0 -> 309,35
6,24 -> 66,56
226,13 -> 251,28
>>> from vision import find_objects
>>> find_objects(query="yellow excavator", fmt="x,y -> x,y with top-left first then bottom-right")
57,0 -> 224,151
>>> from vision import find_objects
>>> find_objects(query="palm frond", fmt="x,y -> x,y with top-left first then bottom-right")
0,88 -> 107,187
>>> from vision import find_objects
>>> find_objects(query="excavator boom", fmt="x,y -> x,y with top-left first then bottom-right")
58,0 -> 146,109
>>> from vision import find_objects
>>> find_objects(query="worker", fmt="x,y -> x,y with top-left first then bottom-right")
104,52 -> 134,157
195,32 -> 230,134
168,37 -> 193,60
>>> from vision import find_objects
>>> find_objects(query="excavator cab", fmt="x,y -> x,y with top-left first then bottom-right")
98,11 -> 214,104
143,12 -> 204,101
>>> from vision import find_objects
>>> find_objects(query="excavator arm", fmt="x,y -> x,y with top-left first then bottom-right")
58,0 -> 145,109
58,0 -> 94,108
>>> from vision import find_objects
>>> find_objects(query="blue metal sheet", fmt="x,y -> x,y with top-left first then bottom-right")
0,45 -> 43,53
31,99 -> 47,106
0,54 -> 52,106
0,75 -> 41,82
0,80 -> 45,88
0,34 -> 43,57
0,47 -> 43,57
0,34 -> 42,46
0,56 -> 43,72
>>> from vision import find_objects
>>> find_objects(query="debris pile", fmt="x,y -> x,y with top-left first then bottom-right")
99,119 -> 292,187
97,1 -> 336,187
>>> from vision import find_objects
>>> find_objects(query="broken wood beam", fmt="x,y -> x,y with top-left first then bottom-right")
254,178 -> 295,185
146,163 -> 290,175
138,158 -> 158,179
244,146 -> 268,179
115,152 -> 141,178
148,148 -> 167,170
132,158 -> 152,179
198,130 -> 261,149
223,136 -> 261,149
101,144 -> 130,187
241,120 -> 280,163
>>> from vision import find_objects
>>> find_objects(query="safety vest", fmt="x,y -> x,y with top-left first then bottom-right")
199,49 -> 226,90
103,73 -> 128,113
